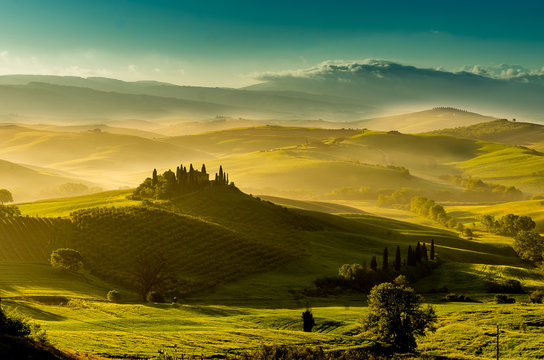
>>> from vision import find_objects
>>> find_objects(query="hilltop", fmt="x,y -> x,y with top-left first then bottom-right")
431,118 -> 544,150
355,108 -> 497,133
163,126 -> 361,156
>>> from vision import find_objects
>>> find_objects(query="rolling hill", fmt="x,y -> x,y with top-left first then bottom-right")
0,124 -> 212,187
163,126 -> 361,156
0,159 -> 99,201
5,185 -> 544,359
431,118 -> 544,150
10,186 -> 527,298
355,107 -> 498,133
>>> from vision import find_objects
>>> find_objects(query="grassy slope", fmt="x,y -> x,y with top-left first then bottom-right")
0,159 -> 98,202
17,189 -> 138,217
162,126 -> 361,156
5,188 -> 544,358
258,195 -> 368,214
446,199 -> 544,232
356,108 -> 497,133
431,118 -> 544,149
0,124 -> 211,183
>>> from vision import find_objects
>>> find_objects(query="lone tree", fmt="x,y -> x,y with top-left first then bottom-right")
133,254 -> 169,301
0,189 -> 13,205
302,305 -> 316,332
360,282 -> 437,352
50,248 -> 83,272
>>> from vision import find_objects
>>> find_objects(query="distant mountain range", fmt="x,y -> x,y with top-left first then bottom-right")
1,60 -> 543,124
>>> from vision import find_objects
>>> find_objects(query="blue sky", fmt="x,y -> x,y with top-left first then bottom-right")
0,0 -> 542,86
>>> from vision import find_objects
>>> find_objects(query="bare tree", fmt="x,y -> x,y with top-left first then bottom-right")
133,254 -> 169,302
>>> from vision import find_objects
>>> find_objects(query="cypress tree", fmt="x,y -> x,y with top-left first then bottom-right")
201,164 -> 207,174
370,256 -> 378,271
226,173 -> 229,185
422,242 -> 428,261
415,242 -> 422,263
407,245 -> 414,266
189,164 -> 194,173
382,247 -> 389,271
430,239 -> 435,260
152,169 -> 158,186
394,245 -> 401,271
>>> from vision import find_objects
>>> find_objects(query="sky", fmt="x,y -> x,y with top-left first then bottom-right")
0,0 -> 543,87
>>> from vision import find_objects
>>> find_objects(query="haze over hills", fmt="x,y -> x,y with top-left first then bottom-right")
0,124 -> 212,187
2,116 -> 544,202
0,76 -> 371,121
248,60 -> 544,122
1,61 -> 544,125
0,159 -> 98,201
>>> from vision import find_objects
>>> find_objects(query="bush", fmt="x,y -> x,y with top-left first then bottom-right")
50,248 -> 83,272
236,345 -> 391,360
441,293 -> 478,302
530,289 -> 544,304
495,294 -> 515,304
146,291 -> 165,303
107,290 -> 122,303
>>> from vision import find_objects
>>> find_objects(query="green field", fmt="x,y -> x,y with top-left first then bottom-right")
3,186 -> 544,359
2,260 -> 544,359
17,189 -> 138,217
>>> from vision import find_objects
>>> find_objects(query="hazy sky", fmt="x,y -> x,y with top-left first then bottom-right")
1,0 -> 543,87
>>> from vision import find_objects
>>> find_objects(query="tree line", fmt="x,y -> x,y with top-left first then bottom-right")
479,213 -> 543,263
306,240 -> 438,296
133,163 -> 231,199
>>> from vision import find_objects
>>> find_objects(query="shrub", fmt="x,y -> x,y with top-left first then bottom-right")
107,290 -> 122,303
393,275 -> 409,286
441,293 -> 478,302
530,289 -> 544,304
495,294 -> 515,304
146,291 -> 165,303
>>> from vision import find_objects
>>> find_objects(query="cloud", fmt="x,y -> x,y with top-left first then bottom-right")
456,63 -> 544,79
255,59 -> 404,81
254,59 -> 544,86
